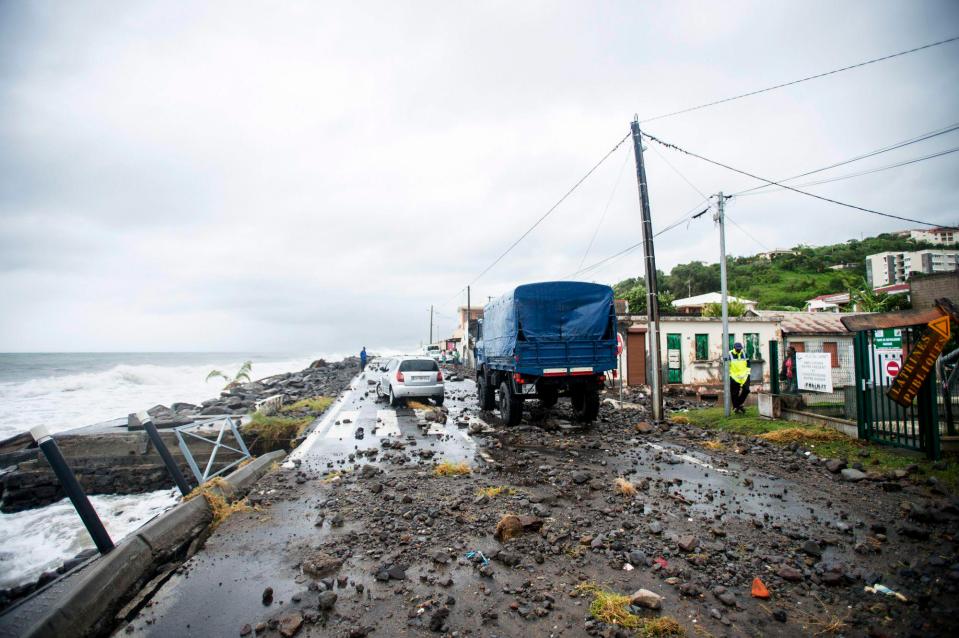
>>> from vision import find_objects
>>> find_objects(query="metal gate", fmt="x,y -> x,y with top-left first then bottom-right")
853,326 -> 940,459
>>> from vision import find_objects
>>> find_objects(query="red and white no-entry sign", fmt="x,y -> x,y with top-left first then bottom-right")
617,333 -> 624,355
886,360 -> 901,378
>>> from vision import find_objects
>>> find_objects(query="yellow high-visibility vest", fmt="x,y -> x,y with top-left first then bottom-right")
729,350 -> 750,384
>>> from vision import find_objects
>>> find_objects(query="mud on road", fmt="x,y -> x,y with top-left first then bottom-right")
120,371 -> 959,638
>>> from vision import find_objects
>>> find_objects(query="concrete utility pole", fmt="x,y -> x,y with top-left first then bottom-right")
466,286 -> 471,365
630,117 -> 663,422
715,193 -> 732,417
429,305 -> 434,344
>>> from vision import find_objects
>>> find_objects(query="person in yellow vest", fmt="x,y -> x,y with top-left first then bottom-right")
728,342 -> 751,414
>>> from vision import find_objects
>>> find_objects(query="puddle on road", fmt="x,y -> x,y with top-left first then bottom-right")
285,374 -> 482,476
625,439 -> 815,524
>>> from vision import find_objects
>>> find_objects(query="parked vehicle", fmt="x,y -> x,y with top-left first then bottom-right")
423,344 -> 442,361
376,356 -> 445,407
475,281 -> 617,425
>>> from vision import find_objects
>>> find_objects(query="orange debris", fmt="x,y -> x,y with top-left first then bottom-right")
751,577 -> 770,599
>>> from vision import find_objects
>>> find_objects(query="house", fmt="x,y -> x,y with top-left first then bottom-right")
451,306 -> 483,364
865,249 -> 959,287
757,249 -> 795,260
894,226 -> 959,245
619,314 -> 781,388
805,292 -> 851,313
671,292 -> 758,316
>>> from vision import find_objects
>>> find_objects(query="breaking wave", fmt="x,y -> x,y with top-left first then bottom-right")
0,355 -> 321,441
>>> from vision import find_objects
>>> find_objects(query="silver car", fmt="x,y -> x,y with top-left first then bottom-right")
376,356 -> 445,407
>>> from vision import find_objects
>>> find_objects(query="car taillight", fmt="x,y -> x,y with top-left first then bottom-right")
436,370 -> 443,382
513,372 -> 525,384
396,371 -> 405,383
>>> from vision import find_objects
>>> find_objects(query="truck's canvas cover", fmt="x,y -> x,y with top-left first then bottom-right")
482,281 -> 614,360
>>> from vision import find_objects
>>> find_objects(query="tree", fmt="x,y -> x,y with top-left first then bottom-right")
849,278 -> 911,312
206,361 -> 253,389
702,300 -> 746,317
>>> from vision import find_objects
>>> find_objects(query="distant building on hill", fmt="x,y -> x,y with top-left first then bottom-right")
894,226 -> 958,245
757,249 -> 795,260
671,292 -> 757,316
865,249 -> 959,287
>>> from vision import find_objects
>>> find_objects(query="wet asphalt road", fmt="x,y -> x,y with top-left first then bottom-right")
120,370 -> 484,638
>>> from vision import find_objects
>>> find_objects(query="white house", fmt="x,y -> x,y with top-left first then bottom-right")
671,292 -> 758,316
619,315 -> 781,388
895,226 -> 958,245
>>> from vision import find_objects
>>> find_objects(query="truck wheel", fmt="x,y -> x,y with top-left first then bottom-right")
477,374 -> 495,410
539,388 -> 558,409
499,382 -> 523,426
573,389 -> 600,423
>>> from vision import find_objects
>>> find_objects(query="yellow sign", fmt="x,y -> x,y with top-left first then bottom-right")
887,316 -> 951,407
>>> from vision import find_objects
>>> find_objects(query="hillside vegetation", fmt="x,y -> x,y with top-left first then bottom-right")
612,232 -> 950,312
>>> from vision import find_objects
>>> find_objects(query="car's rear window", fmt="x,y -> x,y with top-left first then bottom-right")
399,360 -> 439,372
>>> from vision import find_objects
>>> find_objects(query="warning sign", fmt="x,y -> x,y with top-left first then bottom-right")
797,352 -> 833,393
887,316 -> 951,407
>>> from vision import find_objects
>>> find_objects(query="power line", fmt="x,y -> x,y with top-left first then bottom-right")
465,132 -> 631,288
649,144 -> 709,200
724,210 -> 771,253
579,144 -> 631,269
640,35 -> 959,124
733,122 -> 959,195
736,146 -> 959,197
568,199 -> 710,280
642,130 -> 959,230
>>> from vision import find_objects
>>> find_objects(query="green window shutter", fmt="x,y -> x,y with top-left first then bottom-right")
728,334 -> 736,352
695,334 -> 709,360
744,333 -> 760,359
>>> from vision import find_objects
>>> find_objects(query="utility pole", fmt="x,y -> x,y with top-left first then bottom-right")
429,305 -> 434,344
630,117 -> 663,422
466,286 -> 471,366
715,193 -> 731,417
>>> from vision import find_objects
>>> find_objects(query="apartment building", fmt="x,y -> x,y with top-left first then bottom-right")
865,249 -> 959,287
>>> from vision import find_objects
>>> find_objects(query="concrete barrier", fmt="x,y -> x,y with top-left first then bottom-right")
17,450 -> 285,638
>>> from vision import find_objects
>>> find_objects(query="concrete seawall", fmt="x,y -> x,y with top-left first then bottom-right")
0,450 -> 285,638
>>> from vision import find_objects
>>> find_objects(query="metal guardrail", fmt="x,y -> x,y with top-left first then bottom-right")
174,417 -> 252,485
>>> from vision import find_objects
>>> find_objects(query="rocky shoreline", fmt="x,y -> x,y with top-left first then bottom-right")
0,358 -> 360,611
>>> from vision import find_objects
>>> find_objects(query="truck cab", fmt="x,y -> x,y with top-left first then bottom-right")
475,281 -> 617,425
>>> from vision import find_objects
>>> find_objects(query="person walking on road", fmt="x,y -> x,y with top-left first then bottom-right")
728,342 -> 751,414
359,346 -> 367,371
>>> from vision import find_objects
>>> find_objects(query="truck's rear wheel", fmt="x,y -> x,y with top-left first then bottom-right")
499,381 -> 523,426
572,389 -> 600,423
477,374 -> 495,410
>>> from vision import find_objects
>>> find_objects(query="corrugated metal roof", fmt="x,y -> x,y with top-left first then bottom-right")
752,310 -> 870,335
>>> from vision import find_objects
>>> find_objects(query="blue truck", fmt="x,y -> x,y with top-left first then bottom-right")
475,281 -> 618,425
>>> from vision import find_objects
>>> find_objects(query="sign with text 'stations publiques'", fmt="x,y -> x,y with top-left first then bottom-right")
887,315 -> 951,407
796,352 -> 833,393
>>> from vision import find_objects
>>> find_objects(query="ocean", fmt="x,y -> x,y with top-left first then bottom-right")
0,351 -> 332,591
0,352 -> 333,441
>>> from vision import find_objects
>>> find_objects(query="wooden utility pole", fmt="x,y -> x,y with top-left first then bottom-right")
630,117 -> 663,421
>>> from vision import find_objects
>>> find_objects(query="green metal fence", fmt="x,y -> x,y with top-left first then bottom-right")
853,327 -> 940,460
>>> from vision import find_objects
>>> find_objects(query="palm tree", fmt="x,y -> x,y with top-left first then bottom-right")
206,361 -> 253,389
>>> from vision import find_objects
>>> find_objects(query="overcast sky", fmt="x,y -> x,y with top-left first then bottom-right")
1,1 -> 957,354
